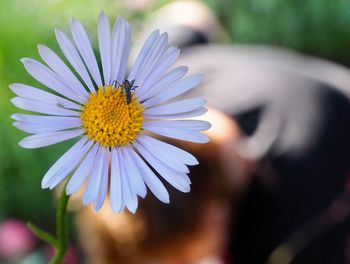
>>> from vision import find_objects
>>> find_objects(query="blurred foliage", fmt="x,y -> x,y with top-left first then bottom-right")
0,0 -> 350,227
205,0 -> 350,65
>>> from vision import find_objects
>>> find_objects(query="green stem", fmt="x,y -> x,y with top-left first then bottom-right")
27,222 -> 58,247
28,182 -> 70,264
49,184 -> 70,264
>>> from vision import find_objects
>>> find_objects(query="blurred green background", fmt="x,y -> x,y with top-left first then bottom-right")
0,0 -> 350,246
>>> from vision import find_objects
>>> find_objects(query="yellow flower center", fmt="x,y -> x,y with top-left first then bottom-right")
80,85 -> 144,147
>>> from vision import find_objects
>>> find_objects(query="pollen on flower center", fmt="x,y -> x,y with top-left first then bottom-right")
81,85 -> 144,147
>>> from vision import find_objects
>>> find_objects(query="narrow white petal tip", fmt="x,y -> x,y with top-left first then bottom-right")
162,32 -> 168,39
8,84 -> 17,93
71,17 -> 79,24
20,58 -> 30,64
41,181 -> 49,189
18,140 -> 36,149
37,44 -> 46,51
41,176 -> 49,188
82,199 -> 90,206
99,11 -> 107,17
93,204 -> 102,212
55,28 -> 66,40
203,121 -> 212,130
66,187 -> 74,196
182,66 -> 189,72
128,206 -> 138,214
162,196 -> 170,204
192,160 -> 199,166
66,185 -> 78,196
181,185 -> 191,193
18,140 -> 27,148
115,15 -> 126,25
54,28 -> 62,35
111,207 -> 122,214
200,134 -> 210,143
151,29 -> 160,36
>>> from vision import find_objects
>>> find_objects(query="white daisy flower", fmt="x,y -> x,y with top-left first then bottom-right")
10,12 -> 210,213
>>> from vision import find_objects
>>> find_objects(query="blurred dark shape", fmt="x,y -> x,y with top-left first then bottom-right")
176,44 -> 350,263
176,45 -> 350,157
0,219 -> 37,261
268,177 -> 350,264
166,25 -> 209,48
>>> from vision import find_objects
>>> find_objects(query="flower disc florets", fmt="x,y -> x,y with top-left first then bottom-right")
81,85 -> 144,147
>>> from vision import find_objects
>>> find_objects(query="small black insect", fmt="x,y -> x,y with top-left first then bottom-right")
112,79 -> 138,104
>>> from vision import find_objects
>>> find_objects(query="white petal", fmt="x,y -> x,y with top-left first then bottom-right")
19,129 -> 83,149
144,107 -> 208,120
38,45 -> 89,100
55,28 -> 95,92
71,18 -> 102,88
111,17 -> 130,83
41,137 -> 88,188
10,83 -> 81,110
83,145 -> 105,205
93,148 -> 109,211
137,137 -> 189,174
98,12 -> 112,85
134,141 -> 191,192
11,97 -> 80,117
137,66 -> 188,101
135,32 -> 168,86
66,143 -> 99,195
139,47 -> 180,95
128,30 -> 160,81
144,98 -> 206,116
13,122 -> 81,134
13,117 -> 81,134
47,140 -> 94,189
12,114 -> 69,122
110,148 -> 124,213
117,148 -> 138,213
111,17 -> 124,83
142,74 -> 203,108
144,120 -> 211,131
119,21 -> 131,81
143,124 -> 209,143
136,135 -> 198,165
21,58 -> 85,104
128,147 -> 169,203
123,147 -> 147,198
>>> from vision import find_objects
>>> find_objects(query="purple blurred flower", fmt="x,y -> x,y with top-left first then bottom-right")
0,219 -> 37,260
